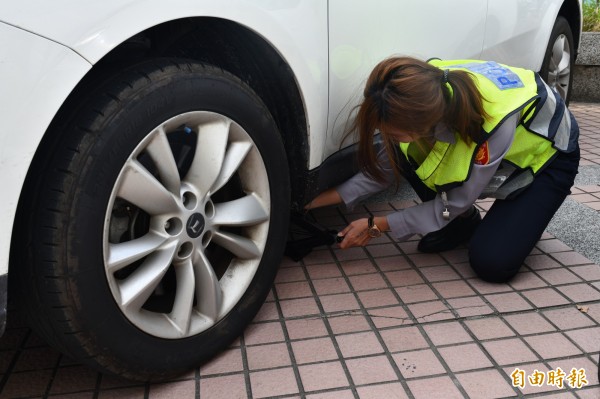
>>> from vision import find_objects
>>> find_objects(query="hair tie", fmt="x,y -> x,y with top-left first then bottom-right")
442,69 -> 449,84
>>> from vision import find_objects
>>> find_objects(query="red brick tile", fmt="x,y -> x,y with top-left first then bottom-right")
455,369 -> 516,399
375,256 -> 412,271
276,281 -> 313,299
524,254 -> 563,270
298,361 -> 349,392
485,292 -> 533,313
275,266 -> 306,283
565,327 -> 600,352
406,376 -> 464,399
467,278 -> 513,294
408,254 -> 447,268
346,355 -> 398,385
252,301 -> 279,322
1,370 -> 53,398
149,380 -> 196,399
579,388 -> 600,399
0,350 -> 15,374
537,268 -> 583,285
439,343 -> 493,372
305,389 -> 355,399
393,349 -> 446,378
369,306 -> 413,328
333,247 -> 369,262
508,272 -> 548,290
312,277 -> 351,295
348,273 -> 388,291
407,301 -> 453,322
542,307 -> 596,330
246,343 -> 291,370
504,313 -> 557,335
250,367 -> 299,398
244,322 -> 285,346
355,383 -> 409,399
367,243 -> 402,258
432,280 -> 476,298
578,184 -> 600,193
306,263 -> 342,280
521,288 -> 570,308
99,375 -> 140,390
385,270 -> 425,287
452,262 -> 478,278
440,248 -> 469,264
280,297 -> 320,318
200,348 -> 243,375
571,193 -> 598,202
357,288 -> 399,308
553,252 -> 594,266
285,318 -> 328,340
199,375 -> 247,399
380,326 -> 428,353
291,337 -> 338,364
339,259 -> 377,275
336,331 -> 384,358
536,239 -> 572,253
398,240 -> 420,254
395,284 -> 438,304
482,338 -> 539,365
303,249 -> 336,265
419,265 -> 460,282
570,264 -> 600,280
98,387 -> 146,399
320,293 -> 360,313
48,366 -> 98,395
557,283 -> 600,302
447,296 -> 494,317
586,201 -> 600,210
328,314 -> 371,334
423,321 -> 472,346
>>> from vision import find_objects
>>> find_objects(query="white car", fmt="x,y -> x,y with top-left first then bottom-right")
0,0 -> 582,380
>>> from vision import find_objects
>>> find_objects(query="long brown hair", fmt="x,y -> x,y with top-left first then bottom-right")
352,56 -> 487,183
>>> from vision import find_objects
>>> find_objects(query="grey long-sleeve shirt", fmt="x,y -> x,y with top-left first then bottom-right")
336,114 -> 519,241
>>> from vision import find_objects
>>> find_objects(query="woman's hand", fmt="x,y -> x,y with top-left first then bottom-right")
337,215 -> 390,248
337,218 -> 372,248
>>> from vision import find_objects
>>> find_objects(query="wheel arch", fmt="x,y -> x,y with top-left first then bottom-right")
558,0 -> 583,61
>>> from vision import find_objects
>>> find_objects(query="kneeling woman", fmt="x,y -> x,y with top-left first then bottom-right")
307,56 -> 580,283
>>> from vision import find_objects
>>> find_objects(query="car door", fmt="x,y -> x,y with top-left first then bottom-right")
326,0 -> 488,157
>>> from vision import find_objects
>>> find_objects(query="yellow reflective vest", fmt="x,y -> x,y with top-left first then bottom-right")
399,59 -> 578,196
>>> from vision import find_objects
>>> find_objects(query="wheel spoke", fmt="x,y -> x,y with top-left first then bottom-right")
117,160 -> 179,215
185,119 -> 231,196
169,259 -> 195,335
118,242 -> 177,309
211,141 -> 253,194
213,194 -> 269,227
145,127 -> 181,195
193,250 -> 222,321
212,230 -> 262,259
107,232 -> 169,273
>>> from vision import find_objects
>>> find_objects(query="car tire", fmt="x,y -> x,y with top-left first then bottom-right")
14,59 -> 290,380
539,15 -> 575,104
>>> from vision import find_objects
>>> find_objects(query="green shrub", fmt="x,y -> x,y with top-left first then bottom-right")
583,0 -> 600,31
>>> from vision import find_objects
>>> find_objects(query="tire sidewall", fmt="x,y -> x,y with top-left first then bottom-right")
61,61 -> 289,376
540,16 -> 575,103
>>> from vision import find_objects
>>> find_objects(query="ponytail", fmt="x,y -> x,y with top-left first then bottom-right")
442,69 -> 488,143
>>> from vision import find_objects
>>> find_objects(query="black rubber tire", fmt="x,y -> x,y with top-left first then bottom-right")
13,59 -> 290,380
539,16 -> 575,104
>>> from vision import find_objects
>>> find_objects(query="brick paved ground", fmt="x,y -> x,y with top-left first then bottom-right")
1,103 -> 599,399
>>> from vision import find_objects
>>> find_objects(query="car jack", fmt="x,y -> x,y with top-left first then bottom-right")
284,211 -> 341,261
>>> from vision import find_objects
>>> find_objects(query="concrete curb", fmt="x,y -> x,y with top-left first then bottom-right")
572,32 -> 600,102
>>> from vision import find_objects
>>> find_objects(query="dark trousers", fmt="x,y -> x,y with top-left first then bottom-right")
399,147 -> 580,283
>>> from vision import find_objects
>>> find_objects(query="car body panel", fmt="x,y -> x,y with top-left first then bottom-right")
0,22 -> 92,278
327,0 -> 488,155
